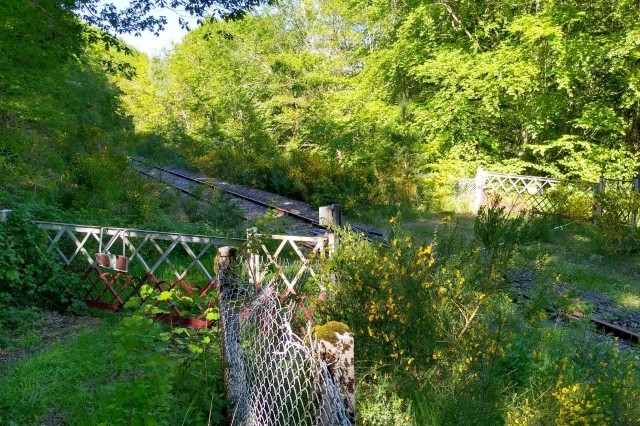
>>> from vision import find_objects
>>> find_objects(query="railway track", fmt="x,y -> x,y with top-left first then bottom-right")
130,157 -> 385,241
511,274 -> 638,348
131,158 -> 639,347
567,312 -> 638,346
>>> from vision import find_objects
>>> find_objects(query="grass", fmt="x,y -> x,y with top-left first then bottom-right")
0,314 -> 122,425
2,200 -> 638,425
340,209 -> 640,425
398,211 -> 640,310
0,310 -> 226,426
530,222 -> 640,308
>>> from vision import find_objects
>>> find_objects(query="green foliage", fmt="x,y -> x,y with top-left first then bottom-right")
500,325 -> 640,425
385,1 -> 640,180
474,204 -> 552,282
114,3 -> 422,214
0,297 -> 41,350
107,313 -> 225,425
107,0 -> 640,216
323,220 -> 517,422
182,186 -> 244,229
325,210 -> 639,424
594,185 -> 640,253
545,183 -> 595,221
108,315 -> 178,424
0,317 -> 122,425
0,209 -> 84,310
0,312 -> 225,425
0,0 -> 191,229
358,374 -> 412,426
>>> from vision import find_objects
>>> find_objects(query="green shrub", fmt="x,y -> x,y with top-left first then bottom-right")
322,219 -> 521,423
183,185 -> 244,230
474,204 -> 552,285
0,209 -> 84,310
545,183 -> 594,221
324,208 -> 639,424
593,186 -> 640,253
106,313 -> 225,425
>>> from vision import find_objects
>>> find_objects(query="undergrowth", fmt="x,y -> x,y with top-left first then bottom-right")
323,207 -> 640,425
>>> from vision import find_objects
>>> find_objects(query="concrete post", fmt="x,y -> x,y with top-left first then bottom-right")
319,204 -> 343,228
314,321 -> 355,423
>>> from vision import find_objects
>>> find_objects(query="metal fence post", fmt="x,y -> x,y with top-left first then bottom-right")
473,168 -> 485,213
216,246 -> 248,424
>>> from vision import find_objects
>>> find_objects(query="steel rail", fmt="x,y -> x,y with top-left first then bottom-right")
566,312 -> 639,345
131,158 -> 325,226
130,158 -> 385,240
514,292 -> 638,346
133,165 -> 203,200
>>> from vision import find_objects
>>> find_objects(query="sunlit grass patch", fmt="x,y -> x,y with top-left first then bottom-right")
0,316 -> 122,425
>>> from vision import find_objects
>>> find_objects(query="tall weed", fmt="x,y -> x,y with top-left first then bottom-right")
594,186 -> 640,253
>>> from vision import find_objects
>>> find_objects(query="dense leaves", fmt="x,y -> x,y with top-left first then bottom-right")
113,0 -> 640,216
3,1 -> 640,216
76,0 -> 270,35
0,211 -> 83,309
342,0 -> 640,181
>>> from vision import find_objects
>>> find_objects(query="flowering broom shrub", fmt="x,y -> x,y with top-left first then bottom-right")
322,209 -> 640,424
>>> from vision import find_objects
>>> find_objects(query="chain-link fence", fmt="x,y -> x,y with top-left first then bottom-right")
217,246 -> 353,426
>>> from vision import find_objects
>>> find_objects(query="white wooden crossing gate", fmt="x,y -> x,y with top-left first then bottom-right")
35,221 -> 332,327
246,229 -> 334,325
473,168 -> 596,215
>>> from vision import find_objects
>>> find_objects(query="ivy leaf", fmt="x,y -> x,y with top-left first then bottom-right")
124,297 -> 141,309
173,327 -> 190,336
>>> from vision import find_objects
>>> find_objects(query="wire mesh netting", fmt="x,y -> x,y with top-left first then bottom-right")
219,265 -> 353,426
34,221 -> 354,424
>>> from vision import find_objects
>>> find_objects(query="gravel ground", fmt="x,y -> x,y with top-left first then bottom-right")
508,270 -> 640,337
578,291 -> 640,333
133,161 -> 384,239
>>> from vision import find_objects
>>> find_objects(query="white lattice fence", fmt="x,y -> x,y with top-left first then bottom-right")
597,178 -> 640,227
22,217 -> 353,423
473,168 -> 597,217
35,221 -> 241,325
475,169 -> 562,213
245,230 -> 334,324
